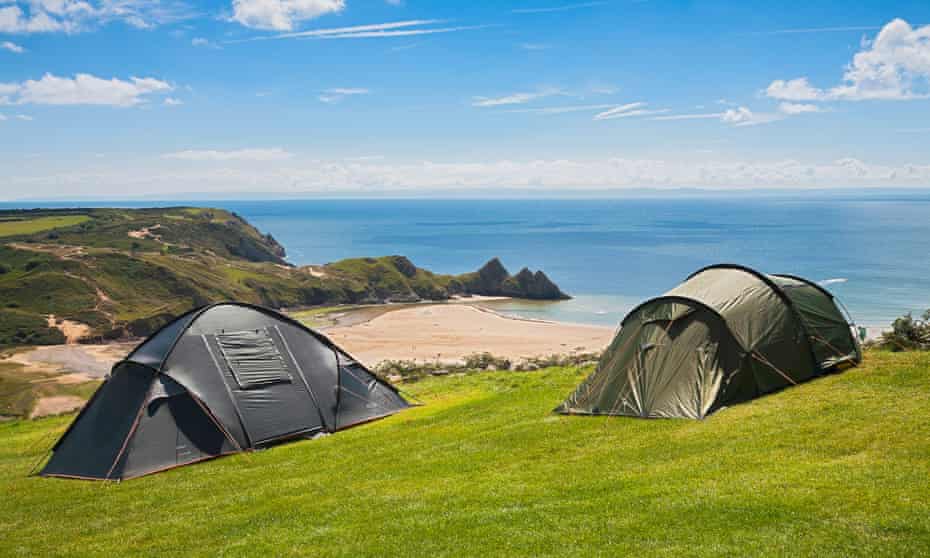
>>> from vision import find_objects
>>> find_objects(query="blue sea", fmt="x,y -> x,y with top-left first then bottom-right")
4,196 -> 930,329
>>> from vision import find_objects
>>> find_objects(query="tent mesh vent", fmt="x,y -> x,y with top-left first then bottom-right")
216,329 -> 292,389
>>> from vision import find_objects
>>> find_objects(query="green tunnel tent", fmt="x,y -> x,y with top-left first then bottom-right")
556,264 -> 861,420
40,302 -> 410,480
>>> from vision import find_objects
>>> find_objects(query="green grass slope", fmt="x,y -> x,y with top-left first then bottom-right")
1,351 -> 927,556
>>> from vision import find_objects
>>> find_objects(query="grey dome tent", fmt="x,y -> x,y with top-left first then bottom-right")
556,264 -> 860,420
40,302 -> 409,480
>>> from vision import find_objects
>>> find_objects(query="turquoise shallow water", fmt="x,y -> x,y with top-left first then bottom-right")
4,196 -> 929,328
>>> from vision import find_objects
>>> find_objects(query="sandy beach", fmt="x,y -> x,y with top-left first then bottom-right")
325,303 -> 614,367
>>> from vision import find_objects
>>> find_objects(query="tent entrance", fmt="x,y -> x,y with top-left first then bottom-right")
209,327 -> 324,445
622,306 -> 735,419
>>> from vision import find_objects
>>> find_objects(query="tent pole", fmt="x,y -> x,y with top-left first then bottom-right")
104,386 -> 150,481
272,325 -> 330,431
750,352 -> 798,386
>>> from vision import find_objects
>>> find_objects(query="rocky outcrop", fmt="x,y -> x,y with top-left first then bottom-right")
458,258 -> 570,300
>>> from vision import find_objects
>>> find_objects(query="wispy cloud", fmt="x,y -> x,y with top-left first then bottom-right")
593,102 -> 649,120
506,103 -> 615,114
512,2 -> 606,14
314,24 -> 495,39
650,107 -> 777,126
389,42 -> 420,52
519,42 -> 549,50
0,0 -> 194,35
472,88 -> 562,107
1,41 -> 25,54
234,19 -> 493,42
751,25 -> 884,35
650,112 -> 722,121
163,97 -> 183,106
191,37 -> 221,49
163,148 -> 293,161
319,87 -> 369,103
778,102 -> 821,115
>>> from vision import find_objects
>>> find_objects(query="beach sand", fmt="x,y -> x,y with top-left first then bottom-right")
325,303 -> 614,367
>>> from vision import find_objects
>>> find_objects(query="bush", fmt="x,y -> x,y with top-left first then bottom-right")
24,260 -> 42,271
463,352 -> 511,371
0,264 -> 8,275
874,310 -> 930,351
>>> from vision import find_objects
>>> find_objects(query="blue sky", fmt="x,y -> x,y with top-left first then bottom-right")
1,0 -> 930,198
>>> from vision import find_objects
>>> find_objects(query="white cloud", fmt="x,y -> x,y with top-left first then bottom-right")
163,96 -> 182,105
721,106 -> 754,125
231,0 -> 344,30
10,155 -> 930,198
0,0 -> 192,34
722,106 -> 786,126
15,113 -> 32,120
766,18 -> 930,101
0,114 -> 6,121
1,40 -> 25,53
512,2 -> 605,14
0,73 -> 172,106
765,78 -> 824,101
520,42 -> 549,50
318,87 -> 369,103
778,102 -> 822,115
472,89 -> 561,107
163,148 -> 293,161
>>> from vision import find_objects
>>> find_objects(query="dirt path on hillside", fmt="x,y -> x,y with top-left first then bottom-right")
30,396 -> 86,418
5,343 -> 134,380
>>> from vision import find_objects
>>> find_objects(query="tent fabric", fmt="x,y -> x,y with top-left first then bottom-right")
40,302 -> 410,481
556,264 -> 860,420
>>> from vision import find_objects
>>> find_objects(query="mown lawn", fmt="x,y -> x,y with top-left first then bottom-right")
1,351 -> 928,556
0,215 -> 91,238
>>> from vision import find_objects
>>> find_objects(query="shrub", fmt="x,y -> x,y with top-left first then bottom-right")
875,310 -> 930,351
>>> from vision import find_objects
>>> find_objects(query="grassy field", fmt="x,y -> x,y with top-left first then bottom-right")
1,350 -> 928,556
0,216 -> 90,238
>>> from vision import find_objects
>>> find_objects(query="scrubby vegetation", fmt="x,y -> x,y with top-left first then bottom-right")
376,351 -> 601,382
0,208 -> 568,348
1,351 -> 928,555
870,310 -> 930,351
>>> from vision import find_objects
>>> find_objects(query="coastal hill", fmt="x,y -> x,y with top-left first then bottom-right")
0,207 -> 568,347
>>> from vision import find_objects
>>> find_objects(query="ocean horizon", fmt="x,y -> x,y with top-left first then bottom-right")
3,197 -> 928,329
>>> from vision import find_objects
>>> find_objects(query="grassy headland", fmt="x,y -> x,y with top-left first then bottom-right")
0,207 -> 567,347
1,350 -> 927,556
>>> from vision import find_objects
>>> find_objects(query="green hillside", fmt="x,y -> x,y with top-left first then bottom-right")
0,208 -> 567,347
1,351 -> 927,556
